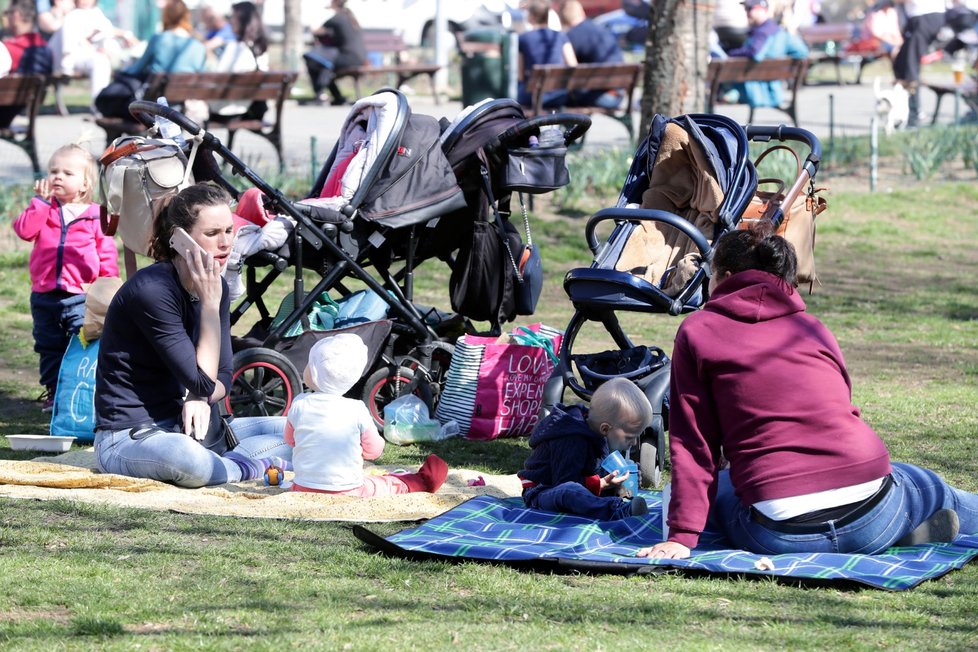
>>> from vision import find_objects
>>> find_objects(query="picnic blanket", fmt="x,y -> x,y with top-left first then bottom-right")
353,493 -> 978,591
0,450 -> 522,522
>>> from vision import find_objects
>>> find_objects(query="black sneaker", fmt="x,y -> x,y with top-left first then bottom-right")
38,387 -> 55,413
630,496 -> 649,517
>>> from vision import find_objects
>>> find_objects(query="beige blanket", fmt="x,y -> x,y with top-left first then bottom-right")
0,450 -> 522,523
615,122 -> 724,296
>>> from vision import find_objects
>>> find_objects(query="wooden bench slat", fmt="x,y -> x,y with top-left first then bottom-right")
157,79 -> 293,102
707,58 -> 809,84
96,71 -> 297,170
0,74 -> 45,174
799,23 -> 855,45
529,64 -> 643,93
524,63 -> 642,142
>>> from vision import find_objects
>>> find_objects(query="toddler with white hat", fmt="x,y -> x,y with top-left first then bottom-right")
284,333 -> 448,496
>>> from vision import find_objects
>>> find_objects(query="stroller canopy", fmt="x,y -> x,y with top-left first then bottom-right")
309,89 -> 465,229
440,98 -> 526,184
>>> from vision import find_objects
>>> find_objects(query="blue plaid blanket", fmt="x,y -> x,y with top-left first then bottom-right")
354,492 -> 978,591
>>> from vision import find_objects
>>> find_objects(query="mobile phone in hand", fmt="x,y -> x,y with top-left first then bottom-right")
169,227 -> 212,266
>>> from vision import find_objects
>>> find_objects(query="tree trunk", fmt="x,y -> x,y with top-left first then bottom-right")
639,0 -> 715,139
283,0 -> 304,73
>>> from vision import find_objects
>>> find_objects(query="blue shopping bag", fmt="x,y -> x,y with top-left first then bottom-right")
49,335 -> 99,443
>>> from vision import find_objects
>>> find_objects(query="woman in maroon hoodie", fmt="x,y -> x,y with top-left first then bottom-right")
639,226 -> 978,560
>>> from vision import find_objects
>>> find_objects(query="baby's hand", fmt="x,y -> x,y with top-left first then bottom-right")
599,470 -> 628,492
34,179 -> 51,199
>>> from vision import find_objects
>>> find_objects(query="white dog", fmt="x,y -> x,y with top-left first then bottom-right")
874,77 -> 910,135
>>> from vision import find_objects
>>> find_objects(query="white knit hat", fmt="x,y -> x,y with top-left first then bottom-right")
306,333 -> 369,395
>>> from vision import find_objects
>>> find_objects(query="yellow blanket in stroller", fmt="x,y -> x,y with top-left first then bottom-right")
615,122 -> 724,296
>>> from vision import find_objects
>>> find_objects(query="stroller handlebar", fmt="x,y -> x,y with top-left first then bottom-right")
745,124 -> 822,178
585,207 -> 713,258
496,113 -> 592,148
128,100 -> 205,138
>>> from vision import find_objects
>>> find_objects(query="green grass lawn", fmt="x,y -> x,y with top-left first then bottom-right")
1,174 -> 978,649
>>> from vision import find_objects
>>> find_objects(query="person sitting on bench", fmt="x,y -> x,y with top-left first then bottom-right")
718,0 -> 808,110
303,0 -> 366,106
518,0 -> 577,108
557,0 -> 626,110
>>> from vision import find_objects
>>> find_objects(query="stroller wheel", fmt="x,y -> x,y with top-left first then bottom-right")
639,412 -> 667,489
363,364 -> 433,432
226,347 -> 301,418
405,341 -> 455,410
639,440 -> 662,489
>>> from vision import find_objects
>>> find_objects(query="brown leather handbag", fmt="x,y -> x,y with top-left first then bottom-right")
739,145 -> 828,292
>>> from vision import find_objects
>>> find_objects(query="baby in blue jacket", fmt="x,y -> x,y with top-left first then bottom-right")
518,377 -> 653,520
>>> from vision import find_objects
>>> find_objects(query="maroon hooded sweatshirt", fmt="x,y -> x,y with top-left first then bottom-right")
666,270 -> 891,549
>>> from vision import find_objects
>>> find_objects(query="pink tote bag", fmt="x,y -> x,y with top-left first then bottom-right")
435,324 -> 562,440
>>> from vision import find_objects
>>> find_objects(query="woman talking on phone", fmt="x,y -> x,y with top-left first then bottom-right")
94,184 -> 291,487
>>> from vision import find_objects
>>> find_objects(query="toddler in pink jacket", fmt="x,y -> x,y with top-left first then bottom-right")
13,143 -> 119,411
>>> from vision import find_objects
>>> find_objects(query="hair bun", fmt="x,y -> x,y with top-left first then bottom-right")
747,218 -> 776,239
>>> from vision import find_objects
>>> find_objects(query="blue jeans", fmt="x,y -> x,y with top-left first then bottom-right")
31,290 -> 86,389
524,481 -> 629,520
517,84 -> 569,109
569,89 -> 623,110
704,463 -> 978,555
95,416 -> 290,488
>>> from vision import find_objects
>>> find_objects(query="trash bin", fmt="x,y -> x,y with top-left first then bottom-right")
460,28 -> 516,106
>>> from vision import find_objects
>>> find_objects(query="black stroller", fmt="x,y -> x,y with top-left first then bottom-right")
120,90 -> 590,429
439,98 -> 591,333
541,114 -> 823,487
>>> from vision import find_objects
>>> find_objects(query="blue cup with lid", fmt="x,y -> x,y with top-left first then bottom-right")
601,451 -> 639,497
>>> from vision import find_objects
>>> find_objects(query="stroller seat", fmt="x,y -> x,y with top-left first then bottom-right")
564,114 -> 756,316
615,122 -> 724,293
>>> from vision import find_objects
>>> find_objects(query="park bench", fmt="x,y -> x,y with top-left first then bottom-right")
333,29 -> 441,104
45,72 -> 86,116
0,74 -> 46,175
799,22 -> 887,85
95,70 -> 297,170
920,78 -> 978,124
523,62 -> 642,142
705,57 -> 809,125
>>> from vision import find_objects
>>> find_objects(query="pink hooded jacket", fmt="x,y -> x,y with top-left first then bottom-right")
13,197 -> 119,294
